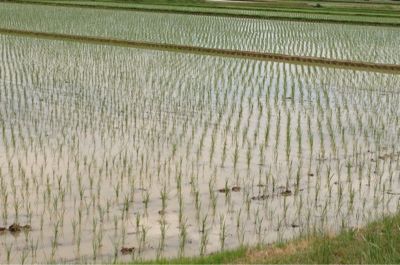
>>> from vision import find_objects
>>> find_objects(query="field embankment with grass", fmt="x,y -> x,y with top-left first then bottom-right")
1,27 -> 399,73
141,213 -> 400,264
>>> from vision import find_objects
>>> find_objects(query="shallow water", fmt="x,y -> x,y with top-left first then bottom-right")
0,35 -> 400,263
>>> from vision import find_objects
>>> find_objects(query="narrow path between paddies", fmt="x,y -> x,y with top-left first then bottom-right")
1,27 -> 400,74
3,0 -> 400,28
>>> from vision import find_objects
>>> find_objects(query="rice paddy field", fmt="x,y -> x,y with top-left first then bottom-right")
0,1 -> 400,264
5,0 -> 400,24
1,3 -> 400,64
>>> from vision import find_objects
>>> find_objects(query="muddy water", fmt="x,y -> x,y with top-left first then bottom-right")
0,35 -> 400,263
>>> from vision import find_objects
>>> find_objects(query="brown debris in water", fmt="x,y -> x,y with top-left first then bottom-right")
231,186 -> 241,192
8,223 -> 31,233
281,190 -> 292,196
219,186 -> 241,193
387,191 -> 400,196
121,247 -> 135,255
252,194 -> 269,200
0,227 -> 6,232
218,188 -> 230,193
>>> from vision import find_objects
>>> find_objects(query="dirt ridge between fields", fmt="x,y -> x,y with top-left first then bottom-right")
1,27 -> 399,74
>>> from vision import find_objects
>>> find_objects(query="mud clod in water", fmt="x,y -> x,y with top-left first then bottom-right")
281,190 -> 292,196
252,194 -> 269,200
231,186 -> 241,192
8,223 -> 31,233
218,188 -> 230,193
121,247 -> 135,255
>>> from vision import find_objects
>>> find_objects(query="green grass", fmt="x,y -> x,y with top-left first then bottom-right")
133,212 -> 400,264
262,214 -> 400,264
137,248 -> 248,264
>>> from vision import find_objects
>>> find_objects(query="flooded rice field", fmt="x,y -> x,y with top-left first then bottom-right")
1,2 -> 400,64
0,35 -> 400,263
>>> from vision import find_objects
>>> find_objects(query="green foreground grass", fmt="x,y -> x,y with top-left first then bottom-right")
137,213 -> 400,264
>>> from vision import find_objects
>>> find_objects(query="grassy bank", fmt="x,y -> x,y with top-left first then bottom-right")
138,213 -> 400,264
